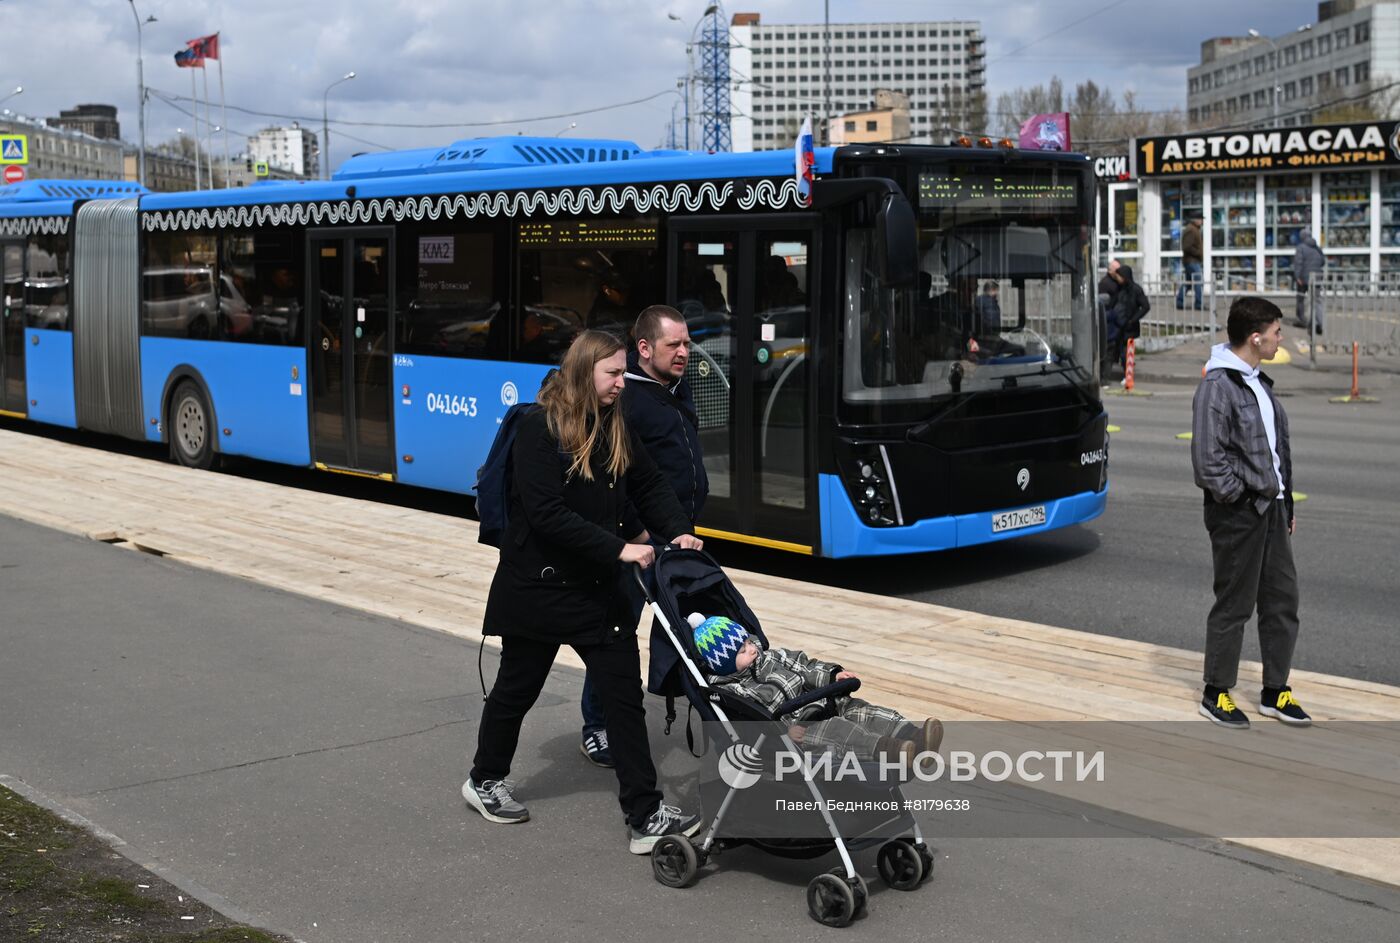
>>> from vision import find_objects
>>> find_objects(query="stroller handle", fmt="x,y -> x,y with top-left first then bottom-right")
631,561 -> 654,605
772,677 -> 861,717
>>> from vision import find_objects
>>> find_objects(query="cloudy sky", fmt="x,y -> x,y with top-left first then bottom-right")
0,0 -> 1320,165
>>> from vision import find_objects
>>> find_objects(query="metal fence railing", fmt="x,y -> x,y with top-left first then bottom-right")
1299,275 -> 1400,357
1101,273 -> 1400,359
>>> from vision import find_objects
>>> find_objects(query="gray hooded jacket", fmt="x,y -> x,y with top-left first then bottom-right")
1293,231 -> 1326,290
1191,344 -> 1294,520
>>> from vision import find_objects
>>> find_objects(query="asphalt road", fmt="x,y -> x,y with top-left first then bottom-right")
4,387 -> 1397,692
3,513 -> 1399,943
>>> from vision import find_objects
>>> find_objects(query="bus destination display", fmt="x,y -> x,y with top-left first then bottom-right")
918,173 -> 1078,210
517,218 -> 658,249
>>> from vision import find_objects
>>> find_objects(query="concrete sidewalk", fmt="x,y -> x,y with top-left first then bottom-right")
1122,331 -> 1398,394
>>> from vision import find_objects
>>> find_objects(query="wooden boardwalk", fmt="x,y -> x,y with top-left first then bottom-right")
2,425 -> 1397,887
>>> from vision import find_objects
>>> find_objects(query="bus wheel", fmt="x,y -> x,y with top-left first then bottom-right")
169,381 -> 216,470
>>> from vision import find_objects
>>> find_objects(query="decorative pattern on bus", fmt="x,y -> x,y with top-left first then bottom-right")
140,178 -> 803,232
0,215 -> 69,237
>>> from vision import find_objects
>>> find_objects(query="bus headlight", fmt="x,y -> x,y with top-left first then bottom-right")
843,447 -> 898,527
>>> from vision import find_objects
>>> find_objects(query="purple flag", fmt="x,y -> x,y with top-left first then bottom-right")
1018,112 -> 1071,151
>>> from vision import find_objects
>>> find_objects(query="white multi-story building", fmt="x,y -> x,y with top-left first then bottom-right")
247,123 -> 319,178
1187,0 -> 1400,129
0,113 -> 125,180
729,13 -> 985,152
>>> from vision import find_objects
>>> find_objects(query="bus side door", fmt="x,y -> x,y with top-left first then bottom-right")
668,217 -> 818,553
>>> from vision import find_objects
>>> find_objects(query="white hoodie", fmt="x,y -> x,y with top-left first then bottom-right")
1205,343 -> 1284,500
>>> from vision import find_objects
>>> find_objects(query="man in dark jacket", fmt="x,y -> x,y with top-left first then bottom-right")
578,304 -> 709,767
1191,296 -> 1309,730
1177,216 -> 1204,311
1292,230 -> 1326,334
1107,264 -> 1150,377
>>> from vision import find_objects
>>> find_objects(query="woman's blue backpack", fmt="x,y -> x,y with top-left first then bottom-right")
473,403 -> 539,548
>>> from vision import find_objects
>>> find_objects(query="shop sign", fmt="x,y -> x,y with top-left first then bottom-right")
1094,155 -> 1131,180
1133,120 -> 1400,177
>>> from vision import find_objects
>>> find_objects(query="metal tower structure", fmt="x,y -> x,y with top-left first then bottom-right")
696,3 -> 732,152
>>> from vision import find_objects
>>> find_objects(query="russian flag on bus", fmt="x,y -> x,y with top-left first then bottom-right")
794,116 -> 815,206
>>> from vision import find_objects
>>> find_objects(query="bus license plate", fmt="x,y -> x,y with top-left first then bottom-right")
991,505 -> 1047,533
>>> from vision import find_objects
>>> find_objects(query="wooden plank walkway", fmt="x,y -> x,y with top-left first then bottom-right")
2,425 -> 1397,887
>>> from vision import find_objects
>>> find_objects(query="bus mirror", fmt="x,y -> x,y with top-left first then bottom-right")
875,191 -> 918,288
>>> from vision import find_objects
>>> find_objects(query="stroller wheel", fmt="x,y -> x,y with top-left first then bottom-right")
652,835 -> 699,888
807,873 -> 857,928
877,839 -> 925,891
913,841 -> 936,883
827,868 -> 869,918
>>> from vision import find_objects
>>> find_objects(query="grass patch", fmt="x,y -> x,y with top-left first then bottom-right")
1,785 -> 294,943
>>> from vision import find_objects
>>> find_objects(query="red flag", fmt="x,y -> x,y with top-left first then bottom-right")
1018,112 -> 1071,151
187,34 -> 219,60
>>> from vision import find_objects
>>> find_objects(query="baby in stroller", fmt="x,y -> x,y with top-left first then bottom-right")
689,614 -> 944,765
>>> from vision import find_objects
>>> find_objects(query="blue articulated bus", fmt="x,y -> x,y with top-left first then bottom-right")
0,137 -> 1108,557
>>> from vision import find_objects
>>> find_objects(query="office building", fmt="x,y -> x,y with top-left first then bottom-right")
248,123 -> 320,178
1187,0 -> 1400,130
729,13 -> 985,152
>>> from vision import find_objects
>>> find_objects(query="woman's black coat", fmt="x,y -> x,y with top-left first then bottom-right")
482,407 -> 692,646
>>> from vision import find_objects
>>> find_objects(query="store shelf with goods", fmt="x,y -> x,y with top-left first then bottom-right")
1210,178 -> 1258,251
1264,254 -> 1297,292
1378,252 -> 1400,277
1323,172 -> 1372,248
1212,254 -> 1259,291
1324,253 -> 1371,278
1159,182 -> 1204,252
1265,175 -> 1312,251
1379,173 -> 1400,248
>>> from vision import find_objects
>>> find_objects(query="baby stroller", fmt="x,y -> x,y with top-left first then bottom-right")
637,548 -> 935,928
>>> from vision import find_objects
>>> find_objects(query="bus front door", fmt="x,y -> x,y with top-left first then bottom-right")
1,239 -> 25,418
669,220 -> 817,553
307,230 -> 395,477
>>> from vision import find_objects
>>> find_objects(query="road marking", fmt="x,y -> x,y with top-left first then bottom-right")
1175,432 -> 1193,440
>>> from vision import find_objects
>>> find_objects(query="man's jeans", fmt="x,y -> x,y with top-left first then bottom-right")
1176,261 -> 1203,310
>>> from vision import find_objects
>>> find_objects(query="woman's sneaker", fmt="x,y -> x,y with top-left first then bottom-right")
1199,690 -> 1250,729
1260,687 -> 1312,726
462,778 -> 529,824
628,803 -> 702,854
580,730 -> 615,768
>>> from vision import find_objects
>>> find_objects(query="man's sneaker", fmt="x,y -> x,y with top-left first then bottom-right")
462,777 -> 529,824
628,803 -> 703,855
580,730 -> 615,768
1260,688 -> 1312,726
1199,691 -> 1250,729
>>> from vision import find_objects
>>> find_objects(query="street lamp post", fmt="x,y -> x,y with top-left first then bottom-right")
322,71 -> 355,181
127,2 -> 155,186
0,86 -> 20,109
553,121 -> 577,137
1249,26 -> 1311,129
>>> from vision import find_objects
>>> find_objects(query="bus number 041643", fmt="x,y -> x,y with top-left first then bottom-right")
425,393 -> 478,417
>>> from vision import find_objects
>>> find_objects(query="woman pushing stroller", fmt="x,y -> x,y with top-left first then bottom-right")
464,329 -> 705,854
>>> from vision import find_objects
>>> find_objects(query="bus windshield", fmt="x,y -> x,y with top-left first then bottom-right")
842,163 -> 1097,416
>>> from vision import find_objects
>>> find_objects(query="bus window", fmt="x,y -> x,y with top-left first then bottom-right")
396,223 -> 504,359
514,216 -> 661,364
25,234 -> 70,331
142,231 -> 219,340
220,229 -> 304,346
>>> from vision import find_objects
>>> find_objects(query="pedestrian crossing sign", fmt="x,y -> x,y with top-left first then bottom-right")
254,161 -> 269,177
0,135 -> 28,165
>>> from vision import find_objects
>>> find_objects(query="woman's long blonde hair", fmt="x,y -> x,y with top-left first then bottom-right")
537,330 -> 632,481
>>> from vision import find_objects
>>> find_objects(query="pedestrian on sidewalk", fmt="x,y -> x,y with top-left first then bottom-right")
577,305 -> 708,769
1176,216 -> 1204,311
1292,230 -> 1327,335
1191,296 -> 1310,730
464,329 -> 708,854
1107,263 -> 1150,376
1098,259 -> 1122,312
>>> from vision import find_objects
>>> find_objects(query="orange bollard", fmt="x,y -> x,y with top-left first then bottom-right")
1351,342 -> 1360,399
1125,338 -> 1136,392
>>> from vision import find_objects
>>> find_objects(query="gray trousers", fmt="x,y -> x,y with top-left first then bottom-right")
1203,497 -> 1300,690
1295,289 -> 1325,330
792,697 -> 912,760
